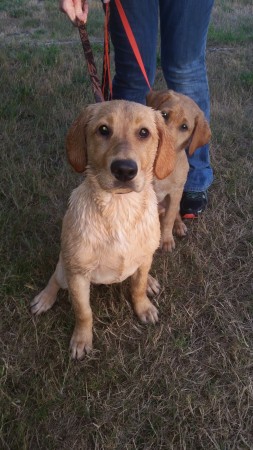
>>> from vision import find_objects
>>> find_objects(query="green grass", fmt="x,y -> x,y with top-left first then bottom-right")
208,23 -> 253,45
208,0 -> 253,45
1,1 -> 253,449
240,71 -> 253,88
0,0 -> 27,12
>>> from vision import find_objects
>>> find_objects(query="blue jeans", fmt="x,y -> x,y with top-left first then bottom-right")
109,0 -> 214,192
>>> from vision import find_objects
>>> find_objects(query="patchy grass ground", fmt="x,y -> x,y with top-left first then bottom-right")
1,1 -> 253,449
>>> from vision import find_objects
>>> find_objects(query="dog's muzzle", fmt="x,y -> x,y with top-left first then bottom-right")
110,159 -> 138,182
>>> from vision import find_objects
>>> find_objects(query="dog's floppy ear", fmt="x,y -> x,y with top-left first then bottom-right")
66,105 -> 95,173
146,89 -> 173,110
188,113 -> 211,156
154,112 -> 176,180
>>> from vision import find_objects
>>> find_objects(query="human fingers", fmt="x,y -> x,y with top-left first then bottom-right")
59,0 -> 76,23
74,0 -> 89,24
59,0 -> 89,25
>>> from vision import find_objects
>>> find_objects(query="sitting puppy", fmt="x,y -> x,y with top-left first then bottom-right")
146,90 -> 211,252
31,100 -> 176,359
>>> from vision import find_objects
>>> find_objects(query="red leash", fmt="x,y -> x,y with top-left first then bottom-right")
77,0 -> 151,103
102,1 -> 113,100
114,0 -> 151,91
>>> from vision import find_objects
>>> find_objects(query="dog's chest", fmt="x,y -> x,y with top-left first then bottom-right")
91,215 -> 158,284
91,251 -> 142,284
91,229 -> 150,283
66,187 -> 160,284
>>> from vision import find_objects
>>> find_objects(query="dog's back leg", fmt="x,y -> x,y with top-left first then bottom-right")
30,253 -> 67,315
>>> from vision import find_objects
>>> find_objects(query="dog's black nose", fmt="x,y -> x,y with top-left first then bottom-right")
111,160 -> 138,182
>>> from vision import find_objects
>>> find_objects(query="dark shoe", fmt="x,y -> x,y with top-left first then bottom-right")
180,191 -> 208,219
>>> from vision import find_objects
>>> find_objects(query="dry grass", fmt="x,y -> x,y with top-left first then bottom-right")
1,1 -> 253,449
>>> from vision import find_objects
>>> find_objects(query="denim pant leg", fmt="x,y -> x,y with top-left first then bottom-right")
109,0 -> 158,104
160,0 -> 214,192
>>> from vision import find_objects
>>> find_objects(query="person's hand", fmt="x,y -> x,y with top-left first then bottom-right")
59,0 -> 89,25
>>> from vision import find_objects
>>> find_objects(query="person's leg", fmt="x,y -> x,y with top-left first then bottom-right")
160,0 -> 214,200
109,0 -> 159,104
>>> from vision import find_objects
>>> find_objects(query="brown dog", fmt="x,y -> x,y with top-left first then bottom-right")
146,90 -> 211,252
30,100 -> 176,359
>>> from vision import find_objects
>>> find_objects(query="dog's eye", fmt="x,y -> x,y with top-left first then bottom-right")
180,123 -> 188,131
98,125 -> 110,136
161,111 -> 169,120
139,128 -> 150,138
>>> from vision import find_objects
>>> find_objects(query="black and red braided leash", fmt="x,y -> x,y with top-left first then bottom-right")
77,1 -> 112,102
77,23 -> 104,102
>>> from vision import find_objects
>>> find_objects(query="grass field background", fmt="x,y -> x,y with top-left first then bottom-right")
1,1 -> 253,449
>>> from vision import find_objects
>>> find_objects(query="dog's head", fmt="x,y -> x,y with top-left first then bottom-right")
66,100 -> 176,191
146,90 -> 211,156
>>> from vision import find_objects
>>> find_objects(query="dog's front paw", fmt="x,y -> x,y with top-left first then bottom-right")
70,327 -> 93,359
30,289 -> 56,315
160,233 -> 175,252
134,297 -> 159,324
174,220 -> 187,237
147,274 -> 161,297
